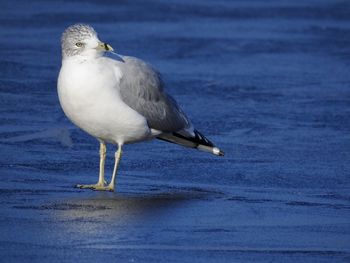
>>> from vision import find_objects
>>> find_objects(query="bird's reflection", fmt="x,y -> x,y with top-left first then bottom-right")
51,188 -> 212,239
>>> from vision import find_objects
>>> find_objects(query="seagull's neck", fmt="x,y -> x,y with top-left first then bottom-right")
63,50 -> 104,64
63,54 -> 102,64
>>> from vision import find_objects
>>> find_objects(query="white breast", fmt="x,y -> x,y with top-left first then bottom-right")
57,57 -> 150,145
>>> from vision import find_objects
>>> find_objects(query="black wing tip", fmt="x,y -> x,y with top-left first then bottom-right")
160,130 -> 224,156
216,149 -> 225,156
193,129 -> 214,147
202,146 -> 225,156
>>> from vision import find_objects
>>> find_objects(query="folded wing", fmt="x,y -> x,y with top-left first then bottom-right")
118,56 -> 190,133
117,56 -> 224,156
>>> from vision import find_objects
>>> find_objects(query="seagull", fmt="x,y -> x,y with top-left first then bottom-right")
57,24 -> 224,191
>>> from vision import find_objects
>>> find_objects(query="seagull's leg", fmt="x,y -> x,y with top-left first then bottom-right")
106,144 -> 123,192
76,141 -> 107,190
97,141 -> 107,186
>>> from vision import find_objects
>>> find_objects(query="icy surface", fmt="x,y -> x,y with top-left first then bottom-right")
0,0 -> 349,262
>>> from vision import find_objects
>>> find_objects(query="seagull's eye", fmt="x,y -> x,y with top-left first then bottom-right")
75,42 -> 83,47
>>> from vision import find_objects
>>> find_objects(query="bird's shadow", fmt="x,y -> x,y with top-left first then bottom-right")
46,187 -> 220,223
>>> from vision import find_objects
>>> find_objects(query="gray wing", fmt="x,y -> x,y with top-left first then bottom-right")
118,56 -> 190,132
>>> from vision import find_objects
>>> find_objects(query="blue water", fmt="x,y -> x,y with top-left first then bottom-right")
1,0 -> 349,262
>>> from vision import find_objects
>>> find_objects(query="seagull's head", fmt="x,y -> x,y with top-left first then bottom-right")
61,24 -> 113,59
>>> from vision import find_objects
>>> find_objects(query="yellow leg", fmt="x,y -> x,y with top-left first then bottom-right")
97,141 -> 107,185
76,141 -> 108,190
76,143 -> 123,192
106,144 -> 123,191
